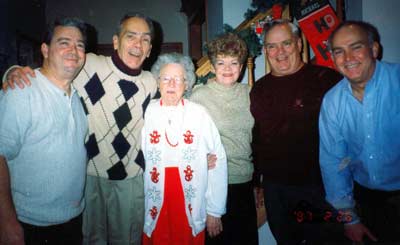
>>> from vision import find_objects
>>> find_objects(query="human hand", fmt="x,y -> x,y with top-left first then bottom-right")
207,154 -> 217,170
206,215 -> 223,237
3,66 -> 35,91
0,218 -> 25,245
344,222 -> 377,242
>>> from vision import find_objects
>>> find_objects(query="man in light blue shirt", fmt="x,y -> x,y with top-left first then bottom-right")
0,18 -> 88,244
319,20 -> 400,243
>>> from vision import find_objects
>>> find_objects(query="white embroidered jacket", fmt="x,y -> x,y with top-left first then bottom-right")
142,99 -> 227,236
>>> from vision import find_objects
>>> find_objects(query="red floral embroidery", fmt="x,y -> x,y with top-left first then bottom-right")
184,165 -> 194,181
188,204 -> 193,214
183,130 -> 194,144
150,167 -> 160,183
150,130 -> 161,144
150,206 -> 158,220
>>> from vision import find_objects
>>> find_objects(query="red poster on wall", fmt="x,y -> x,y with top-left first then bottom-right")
294,0 -> 340,68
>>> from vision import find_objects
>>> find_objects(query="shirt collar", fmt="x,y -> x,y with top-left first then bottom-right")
364,60 -> 381,93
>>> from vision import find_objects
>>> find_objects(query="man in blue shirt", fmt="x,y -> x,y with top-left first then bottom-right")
319,20 -> 400,243
0,18 -> 88,244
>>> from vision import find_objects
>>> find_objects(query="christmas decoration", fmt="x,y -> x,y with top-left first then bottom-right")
294,0 -> 340,68
196,1 -> 287,85
245,0 -> 288,20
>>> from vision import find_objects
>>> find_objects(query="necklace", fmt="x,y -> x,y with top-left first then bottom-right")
165,131 -> 179,147
162,99 -> 185,148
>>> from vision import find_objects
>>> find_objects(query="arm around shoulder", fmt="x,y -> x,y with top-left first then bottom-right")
2,65 -> 35,91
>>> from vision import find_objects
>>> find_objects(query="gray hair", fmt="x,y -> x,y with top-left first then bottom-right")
151,53 -> 196,95
327,20 -> 380,51
262,19 -> 300,44
116,12 -> 155,41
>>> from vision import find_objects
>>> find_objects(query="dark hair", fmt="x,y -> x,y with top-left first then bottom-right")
207,32 -> 248,65
116,12 -> 154,41
43,17 -> 87,45
262,19 -> 300,44
327,20 -> 380,50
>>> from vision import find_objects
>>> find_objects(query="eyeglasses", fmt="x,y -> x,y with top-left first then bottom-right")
159,76 -> 186,84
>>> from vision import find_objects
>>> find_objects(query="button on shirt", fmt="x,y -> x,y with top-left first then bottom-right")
319,61 -> 400,215
0,69 -> 88,225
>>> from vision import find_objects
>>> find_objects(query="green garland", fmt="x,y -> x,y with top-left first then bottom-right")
196,72 -> 215,85
245,0 -> 289,20
197,0 -> 289,85
223,24 -> 263,58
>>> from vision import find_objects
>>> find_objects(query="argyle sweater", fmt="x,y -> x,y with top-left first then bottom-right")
73,53 -> 158,179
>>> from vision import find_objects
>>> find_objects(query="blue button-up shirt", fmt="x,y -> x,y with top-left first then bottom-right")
319,61 -> 400,222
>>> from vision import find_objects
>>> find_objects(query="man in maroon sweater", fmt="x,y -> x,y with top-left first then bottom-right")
250,19 -> 346,244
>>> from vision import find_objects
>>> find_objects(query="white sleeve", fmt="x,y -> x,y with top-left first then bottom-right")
203,111 -> 227,217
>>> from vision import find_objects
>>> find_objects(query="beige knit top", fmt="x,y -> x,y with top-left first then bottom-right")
190,80 -> 254,184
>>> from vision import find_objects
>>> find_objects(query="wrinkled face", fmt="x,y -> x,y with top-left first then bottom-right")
42,26 -> 86,79
159,63 -> 187,106
263,24 -> 303,76
330,25 -> 378,87
113,17 -> 152,69
212,55 -> 243,87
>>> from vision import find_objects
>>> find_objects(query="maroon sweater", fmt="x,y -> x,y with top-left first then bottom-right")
250,63 -> 342,186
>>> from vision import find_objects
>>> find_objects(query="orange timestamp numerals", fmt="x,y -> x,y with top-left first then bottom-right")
293,209 -> 353,223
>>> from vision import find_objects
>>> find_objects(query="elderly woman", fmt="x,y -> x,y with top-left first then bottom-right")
190,33 -> 258,245
141,53 -> 228,244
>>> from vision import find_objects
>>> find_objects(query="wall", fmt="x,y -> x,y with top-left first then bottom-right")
343,0 -> 400,63
206,0 -> 223,42
222,0 -> 250,28
345,0 -> 362,21
361,0 -> 400,63
46,0 -> 189,55
0,0 -> 14,77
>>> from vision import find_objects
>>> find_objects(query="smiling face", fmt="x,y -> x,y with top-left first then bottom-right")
330,25 -> 378,88
263,24 -> 303,76
41,26 -> 86,80
113,17 -> 152,69
211,55 -> 243,87
159,63 -> 187,106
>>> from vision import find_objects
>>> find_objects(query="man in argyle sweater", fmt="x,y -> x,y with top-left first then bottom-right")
3,13 -> 158,245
